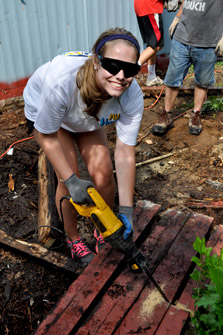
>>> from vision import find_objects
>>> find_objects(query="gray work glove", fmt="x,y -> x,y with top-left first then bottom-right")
64,173 -> 94,204
169,16 -> 180,38
215,35 -> 223,57
118,206 -> 134,240
164,0 -> 179,12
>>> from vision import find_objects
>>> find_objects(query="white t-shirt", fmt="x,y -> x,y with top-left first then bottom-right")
23,52 -> 144,146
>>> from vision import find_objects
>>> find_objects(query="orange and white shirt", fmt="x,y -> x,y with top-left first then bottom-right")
134,0 -> 164,16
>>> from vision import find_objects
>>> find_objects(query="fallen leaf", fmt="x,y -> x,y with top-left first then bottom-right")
8,174 -> 15,192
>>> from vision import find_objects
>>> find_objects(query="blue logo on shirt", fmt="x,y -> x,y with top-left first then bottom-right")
100,113 -> 120,126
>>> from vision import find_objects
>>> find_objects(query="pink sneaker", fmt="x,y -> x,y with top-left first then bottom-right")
94,229 -> 105,253
67,237 -> 94,264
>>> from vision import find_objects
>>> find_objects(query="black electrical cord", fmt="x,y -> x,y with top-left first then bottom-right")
33,196 -> 72,249
34,225 -> 66,249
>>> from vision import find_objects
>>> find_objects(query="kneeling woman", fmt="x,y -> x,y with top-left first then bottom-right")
23,27 -> 143,263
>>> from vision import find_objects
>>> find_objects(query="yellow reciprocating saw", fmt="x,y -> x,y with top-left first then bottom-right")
70,187 -> 169,302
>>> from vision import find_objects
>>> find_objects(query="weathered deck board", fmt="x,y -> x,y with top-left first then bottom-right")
34,204 -> 220,335
116,213 -> 213,335
35,201 -> 161,335
77,210 -> 189,335
0,229 -> 77,273
156,224 -> 223,335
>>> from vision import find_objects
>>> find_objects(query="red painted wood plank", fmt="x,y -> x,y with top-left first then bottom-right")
116,213 -> 213,335
156,278 -> 195,335
34,201 -> 160,335
77,210 -> 189,335
156,223 -> 222,335
157,306 -> 189,335
207,224 -> 223,255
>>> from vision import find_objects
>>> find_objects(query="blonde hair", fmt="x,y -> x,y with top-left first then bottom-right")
76,27 -> 139,118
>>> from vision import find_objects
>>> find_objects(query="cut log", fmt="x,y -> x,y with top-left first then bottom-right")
38,150 -> 58,244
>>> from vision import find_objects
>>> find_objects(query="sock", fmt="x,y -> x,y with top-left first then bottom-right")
147,64 -> 156,81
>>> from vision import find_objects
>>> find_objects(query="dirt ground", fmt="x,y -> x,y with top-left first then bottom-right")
1,65 -> 223,334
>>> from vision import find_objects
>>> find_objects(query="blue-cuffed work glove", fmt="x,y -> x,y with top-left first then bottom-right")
64,173 -> 94,204
118,206 -> 133,240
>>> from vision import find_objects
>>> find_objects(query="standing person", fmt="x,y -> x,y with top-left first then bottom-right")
134,0 -> 165,86
23,28 -> 144,264
152,0 -> 223,136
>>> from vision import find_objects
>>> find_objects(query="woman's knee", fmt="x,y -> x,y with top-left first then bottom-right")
92,164 -> 115,188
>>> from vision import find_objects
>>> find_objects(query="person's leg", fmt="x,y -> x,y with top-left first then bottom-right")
56,127 -> 114,261
75,128 -> 115,209
44,128 -> 94,263
54,128 -> 80,241
188,46 -> 216,135
75,128 -> 115,254
146,51 -> 163,85
151,86 -> 179,136
139,46 -> 159,67
137,14 -> 164,86
147,54 -> 157,81
188,86 -> 208,135
146,14 -> 164,86
194,86 -> 208,111
153,39 -> 191,135
165,86 -> 180,111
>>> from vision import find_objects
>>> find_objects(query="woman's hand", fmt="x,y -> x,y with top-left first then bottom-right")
118,205 -> 133,240
64,173 -> 94,204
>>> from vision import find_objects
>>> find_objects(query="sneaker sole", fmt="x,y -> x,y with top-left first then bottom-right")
152,123 -> 174,136
188,127 -> 202,135
71,251 -> 95,264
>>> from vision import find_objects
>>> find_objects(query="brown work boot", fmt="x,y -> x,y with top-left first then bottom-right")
188,110 -> 202,135
152,110 -> 174,135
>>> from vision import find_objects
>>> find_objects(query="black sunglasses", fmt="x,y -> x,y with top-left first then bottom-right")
99,57 -> 141,78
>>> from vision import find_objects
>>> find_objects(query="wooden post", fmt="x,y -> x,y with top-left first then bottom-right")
38,150 -> 59,245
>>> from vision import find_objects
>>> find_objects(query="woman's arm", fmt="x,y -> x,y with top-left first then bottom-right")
114,137 -> 135,206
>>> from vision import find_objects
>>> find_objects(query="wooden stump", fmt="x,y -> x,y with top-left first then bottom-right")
38,150 -> 58,245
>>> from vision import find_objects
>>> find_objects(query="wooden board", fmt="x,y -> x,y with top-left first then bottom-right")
34,201 -> 161,335
0,229 -> 78,273
34,205 -> 219,335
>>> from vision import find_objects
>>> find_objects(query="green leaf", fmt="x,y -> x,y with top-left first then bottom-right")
190,268 -> 201,282
195,291 -> 219,308
209,268 -> 223,298
193,237 -> 205,254
191,256 -> 202,267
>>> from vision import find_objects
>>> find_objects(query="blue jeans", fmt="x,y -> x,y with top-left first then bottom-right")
164,39 -> 217,88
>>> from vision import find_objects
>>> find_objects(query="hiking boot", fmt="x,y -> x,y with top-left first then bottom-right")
188,110 -> 202,135
94,229 -> 105,253
152,111 -> 174,135
146,76 -> 163,87
67,237 -> 94,264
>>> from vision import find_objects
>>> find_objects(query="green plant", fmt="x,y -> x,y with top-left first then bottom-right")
190,237 -> 223,334
202,96 -> 223,113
